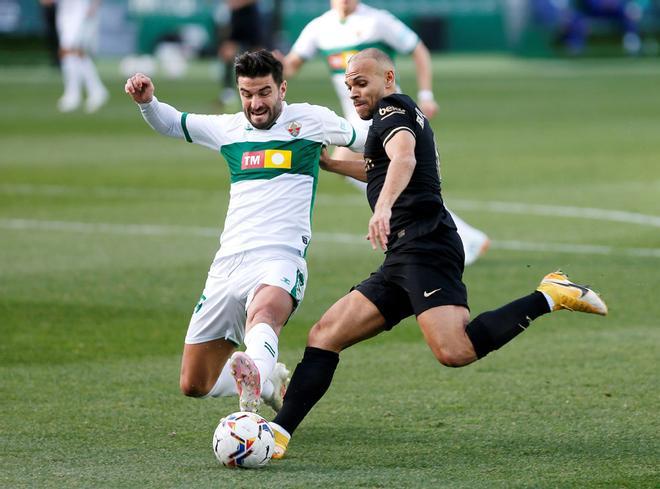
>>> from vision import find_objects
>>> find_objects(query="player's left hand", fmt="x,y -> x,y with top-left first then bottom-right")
319,146 -> 330,170
368,206 -> 392,251
419,99 -> 438,119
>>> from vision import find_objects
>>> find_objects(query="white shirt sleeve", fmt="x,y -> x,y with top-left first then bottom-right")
318,106 -> 366,153
377,10 -> 419,54
290,17 -> 320,60
138,97 -> 184,139
138,97 -> 229,151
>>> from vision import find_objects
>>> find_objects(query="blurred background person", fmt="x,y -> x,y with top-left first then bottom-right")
569,0 -> 644,55
216,0 -> 263,105
40,0 -> 60,68
277,0 -> 490,266
56,0 -> 109,113
532,0 -> 646,55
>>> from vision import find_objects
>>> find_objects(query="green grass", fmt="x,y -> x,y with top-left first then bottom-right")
1,56 -> 659,488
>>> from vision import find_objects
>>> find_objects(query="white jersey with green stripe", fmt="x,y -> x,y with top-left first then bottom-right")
291,3 -> 419,123
139,98 -> 363,258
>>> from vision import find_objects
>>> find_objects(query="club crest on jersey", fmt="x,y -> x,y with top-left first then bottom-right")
287,121 -> 302,137
241,149 -> 292,170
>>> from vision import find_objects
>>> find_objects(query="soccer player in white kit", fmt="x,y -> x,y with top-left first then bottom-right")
56,0 -> 109,113
280,0 -> 490,265
125,50 -> 365,413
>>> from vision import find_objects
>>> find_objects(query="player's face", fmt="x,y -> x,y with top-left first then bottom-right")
331,0 -> 358,17
238,75 -> 287,129
345,58 -> 391,120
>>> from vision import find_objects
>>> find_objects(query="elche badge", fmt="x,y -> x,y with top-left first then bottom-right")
287,121 -> 302,137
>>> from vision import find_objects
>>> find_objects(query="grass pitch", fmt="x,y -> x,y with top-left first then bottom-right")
1,56 -> 659,488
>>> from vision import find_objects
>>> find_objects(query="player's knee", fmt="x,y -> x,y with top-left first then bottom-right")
307,318 -> 342,351
306,320 -> 327,346
179,376 -> 210,398
427,339 -> 473,368
432,347 -> 468,368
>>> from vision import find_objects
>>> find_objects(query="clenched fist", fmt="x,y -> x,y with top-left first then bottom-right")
124,73 -> 154,104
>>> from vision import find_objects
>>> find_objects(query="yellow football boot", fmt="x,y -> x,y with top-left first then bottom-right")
537,271 -> 608,316
270,422 -> 291,460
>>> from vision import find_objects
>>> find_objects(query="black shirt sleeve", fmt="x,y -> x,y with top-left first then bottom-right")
371,95 -> 417,148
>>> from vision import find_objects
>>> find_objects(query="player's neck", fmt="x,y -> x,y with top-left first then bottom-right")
383,87 -> 397,97
335,8 -> 356,20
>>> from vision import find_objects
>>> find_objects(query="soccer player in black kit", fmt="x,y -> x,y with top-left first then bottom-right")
268,48 -> 608,459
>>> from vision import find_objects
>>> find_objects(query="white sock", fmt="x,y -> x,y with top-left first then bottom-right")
541,291 -> 555,311
79,56 -> 106,96
244,322 -> 278,392
447,209 -> 489,266
204,361 -> 238,398
61,55 -> 82,99
261,379 -> 274,400
449,209 -> 481,240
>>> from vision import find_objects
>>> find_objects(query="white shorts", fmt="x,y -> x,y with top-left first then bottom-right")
56,0 -> 98,51
184,247 -> 308,346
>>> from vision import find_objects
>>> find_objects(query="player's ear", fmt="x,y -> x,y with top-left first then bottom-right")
385,70 -> 395,88
279,80 -> 287,99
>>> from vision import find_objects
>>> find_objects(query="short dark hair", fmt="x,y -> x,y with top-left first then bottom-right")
234,49 -> 283,85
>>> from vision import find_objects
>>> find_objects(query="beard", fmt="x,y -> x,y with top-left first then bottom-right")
246,101 -> 282,129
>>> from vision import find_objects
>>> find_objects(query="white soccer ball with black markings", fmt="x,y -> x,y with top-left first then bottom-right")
212,412 -> 275,468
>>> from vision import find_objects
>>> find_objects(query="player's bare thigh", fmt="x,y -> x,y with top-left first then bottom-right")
417,304 -> 476,367
307,290 -> 388,352
246,284 -> 294,334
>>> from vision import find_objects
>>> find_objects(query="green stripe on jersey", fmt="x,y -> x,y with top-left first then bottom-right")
347,126 -> 357,148
181,113 -> 192,143
220,138 -> 322,183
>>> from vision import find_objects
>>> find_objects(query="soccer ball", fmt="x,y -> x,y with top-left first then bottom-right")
212,412 -> 275,468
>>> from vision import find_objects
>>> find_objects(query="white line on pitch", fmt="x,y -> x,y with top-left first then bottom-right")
2,184 -> 658,228
1,218 -> 658,259
447,199 -> 660,228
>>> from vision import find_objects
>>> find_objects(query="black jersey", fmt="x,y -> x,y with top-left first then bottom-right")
364,93 -> 454,250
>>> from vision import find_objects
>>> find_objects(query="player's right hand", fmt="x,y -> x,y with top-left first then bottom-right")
124,73 -> 154,104
368,205 -> 392,252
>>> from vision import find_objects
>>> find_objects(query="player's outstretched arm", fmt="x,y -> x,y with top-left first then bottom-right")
411,42 -> 438,119
125,74 -> 189,141
282,52 -> 305,78
124,73 -> 154,104
319,148 -> 367,181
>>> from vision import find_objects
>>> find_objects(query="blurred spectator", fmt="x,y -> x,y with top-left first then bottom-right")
532,0 -> 645,54
570,0 -> 644,54
216,0 -> 263,105
40,0 -> 59,68
56,0 -> 109,113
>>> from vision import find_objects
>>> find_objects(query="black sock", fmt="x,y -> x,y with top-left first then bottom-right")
272,346 -> 339,435
465,291 -> 551,359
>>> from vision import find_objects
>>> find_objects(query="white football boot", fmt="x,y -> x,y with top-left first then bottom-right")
85,87 -> 109,114
262,362 -> 290,412
230,351 -> 261,412
57,93 -> 81,113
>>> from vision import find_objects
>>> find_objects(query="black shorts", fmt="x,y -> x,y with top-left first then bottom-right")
354,225 -> 469,329
229,4 -> 262,46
